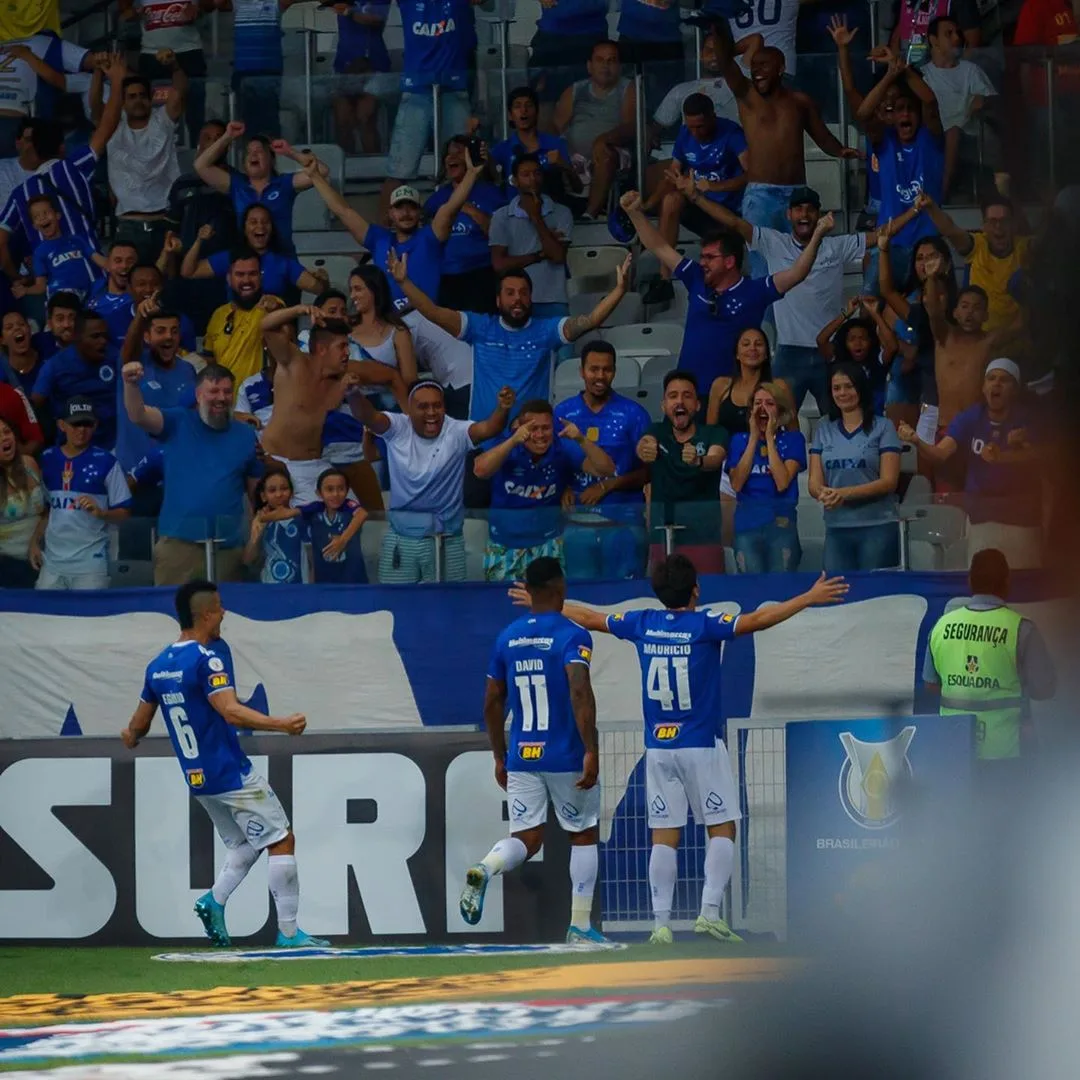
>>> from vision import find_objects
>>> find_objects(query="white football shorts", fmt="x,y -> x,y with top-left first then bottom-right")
505,770 -> 600,833
196,770 -> 291,851
645,741 -> 741,830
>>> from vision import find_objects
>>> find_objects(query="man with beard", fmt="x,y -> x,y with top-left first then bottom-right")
39,291 -> 81,361
122,360 -> 262,585
554,339 -> 650,580
128,262 -> 197,353
203,251 -> 281,391
258,305 -> 404,506
710,20 -> 857,278
32,312 -> 119,450
898,359 -> 1044,569
388,249 -> 631,507
637,370 -> 729,573
303,150 -> 485,313
116,292 -> 196,473
622,188 -> 833,391
348,380 -> 516,583
667,181 -> 910,412
86,241 -> 139,346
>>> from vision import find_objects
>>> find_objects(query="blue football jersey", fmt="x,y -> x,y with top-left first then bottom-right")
140,638 -> 252,795
488,611 -> 593,773
606,608 -> 739,748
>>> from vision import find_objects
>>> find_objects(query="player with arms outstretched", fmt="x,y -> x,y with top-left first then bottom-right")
121,580 -> 328,950
460,556 -> 608,944
512,555 -> 846,944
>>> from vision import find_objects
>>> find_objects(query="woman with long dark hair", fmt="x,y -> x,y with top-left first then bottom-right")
706,327 -> 793,436
0,418 -> 45,588
809,362 -> 902,571
347,264 -> 418,388
879,230 -> 956,430
425,136 -> 506,313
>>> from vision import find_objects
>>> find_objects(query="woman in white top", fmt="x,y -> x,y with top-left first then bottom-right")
348,264 -> 417,386
0,417 -> 45,588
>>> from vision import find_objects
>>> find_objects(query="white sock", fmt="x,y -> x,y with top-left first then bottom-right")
268,854 -> 300,938
480,836 -> 528,877
569,844 -> 598,931
700,836 -> 735,921
649,844 -> 678,929
212,843 -> 260,905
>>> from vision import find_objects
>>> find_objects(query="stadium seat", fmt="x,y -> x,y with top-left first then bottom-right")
568,290 -> 644,327
278,145 -> 346,232
602,322 -> 684,357
610,360 -> 640,389
636,243 -> 701,285
566,246 -> 628,296
553,385 -> 582,407
308,254 -> 361,289
903,505 -> 969,570
899,442 -> 919,476
902,472 -> 932,503
650,283 -> 689,324
640,353 -> 677,384
554,361 -> 584,394
627,384 -> 663,420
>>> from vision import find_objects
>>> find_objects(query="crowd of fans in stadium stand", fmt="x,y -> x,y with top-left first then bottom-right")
0,0 -> 1073,590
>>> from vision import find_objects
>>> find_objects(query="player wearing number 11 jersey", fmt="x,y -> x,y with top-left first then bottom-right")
517,555 -> 847,944
121,580 -> 328,951
459,557 -> 608,944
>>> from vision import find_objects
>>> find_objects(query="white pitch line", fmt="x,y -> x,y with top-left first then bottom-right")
363,1062 -> 398,1070
466,1055 -> 510,1063
415,1059 -> 455,1068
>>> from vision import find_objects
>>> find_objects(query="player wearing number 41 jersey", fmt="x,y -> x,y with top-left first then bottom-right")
121,580 -> 328,951
515,555 -> 847,944
460,556 -> 608,945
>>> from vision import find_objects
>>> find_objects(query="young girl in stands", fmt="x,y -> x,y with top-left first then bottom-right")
301,467 -> 368,584
245,467 -> 306,584
816,295 -> 897,416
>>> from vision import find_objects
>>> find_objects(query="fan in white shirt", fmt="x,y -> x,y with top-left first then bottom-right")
921,15 -> 997,135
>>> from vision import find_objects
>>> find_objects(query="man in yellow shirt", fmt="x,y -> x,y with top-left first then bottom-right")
915,191 -> 1030,334
202,252 -> 282,394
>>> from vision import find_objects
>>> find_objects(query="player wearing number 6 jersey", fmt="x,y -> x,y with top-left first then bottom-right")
121,579 -> 328,951
512,555 -> 846,944
459,556 -> 608,945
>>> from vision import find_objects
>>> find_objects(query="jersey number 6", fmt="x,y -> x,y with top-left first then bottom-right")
167,705 -> 200,760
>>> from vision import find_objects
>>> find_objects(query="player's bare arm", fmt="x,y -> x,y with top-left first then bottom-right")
508,586 -> 612,633
121,699 -> 157,748
567,662 -> 599,790
735,573 -> 848,636
482,676 -> 509,790
208,688 -> 306,734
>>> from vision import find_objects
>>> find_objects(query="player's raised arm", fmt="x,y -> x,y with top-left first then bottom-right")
208,687 -> 307,734
482,676 -> 509,790
735,573 -> 848,636
567,661 -> 599,790
507,582 -> 612,633
121,699 -> 157,748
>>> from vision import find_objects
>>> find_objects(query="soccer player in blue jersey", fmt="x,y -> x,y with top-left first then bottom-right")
511,554 -> 846,944
460,556 -> 607,944
121,580 -> 329,950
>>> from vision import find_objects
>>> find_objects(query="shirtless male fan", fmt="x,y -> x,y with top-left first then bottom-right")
259,307 -> 407,506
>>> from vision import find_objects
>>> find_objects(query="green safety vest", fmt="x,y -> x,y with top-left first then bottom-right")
929,604 -> 1024,760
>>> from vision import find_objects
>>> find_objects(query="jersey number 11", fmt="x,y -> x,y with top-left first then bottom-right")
514,674 -> 550,732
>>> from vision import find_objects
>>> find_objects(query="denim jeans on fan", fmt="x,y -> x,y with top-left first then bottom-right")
773,344 -> 829,414
742,183 -> 796,279
734,515 -> 801,574
387,90 -> 472,179
823,521 -> 899,572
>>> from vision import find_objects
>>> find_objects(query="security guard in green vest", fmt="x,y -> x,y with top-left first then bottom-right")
924,548 -> 1056,763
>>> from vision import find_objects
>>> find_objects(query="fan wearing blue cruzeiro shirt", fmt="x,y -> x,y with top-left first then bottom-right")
15,194 -> 106,303
459,557 -> 608,944
473,397 -> 614,582
620,188 -> 834,390
515,554 -> 848,944
121,579 -> 329,950
554,339 -> 651,579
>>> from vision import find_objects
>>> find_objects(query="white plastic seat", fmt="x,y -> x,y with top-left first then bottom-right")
568,290 -> 644,327
566,245 -> 628,296
602,322 -> 683,357
277,144 -> 345,232
554,362 -> 584,393
640,353 -> 677,384
626,384 -> 663,420
610,361 -> 640,389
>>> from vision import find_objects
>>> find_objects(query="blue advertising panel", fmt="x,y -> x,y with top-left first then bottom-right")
785,715 -> 974,940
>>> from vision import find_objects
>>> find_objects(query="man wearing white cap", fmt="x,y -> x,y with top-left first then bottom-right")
898,358 -> 1044,569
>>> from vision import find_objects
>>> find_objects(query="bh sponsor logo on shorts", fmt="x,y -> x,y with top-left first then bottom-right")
654,724 -> 681,741
519,743 -> 544,761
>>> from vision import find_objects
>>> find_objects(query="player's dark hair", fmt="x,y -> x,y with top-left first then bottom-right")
108,240 -> 138,258
701,228 -> 746,266
663,369 -> 699,395
958,284 -> 989,306
682,92 -> 716,118
651,554 -> 698,610
314,288 -> 349,309
580,339 -> 616,367
497,267 -> 533,292
47,291 -> 82,316
310,321 -> 350,351
828,361 -> 876,432
131,262 -> 162,282
515,399 -> 553,423
148,308 -> 181,326
510,151 -> 542,178
316,466 -> 349,493
525,556 -> 564,592
74,310 -> 108,335
927,15 -> 958,39
175,579 -> 219,630
508,85 -> 538,111
196,362 -> 235,386
969,547 -> 1010,598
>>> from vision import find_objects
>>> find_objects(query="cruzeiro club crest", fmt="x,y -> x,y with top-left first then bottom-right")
838,726 -> 916,829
